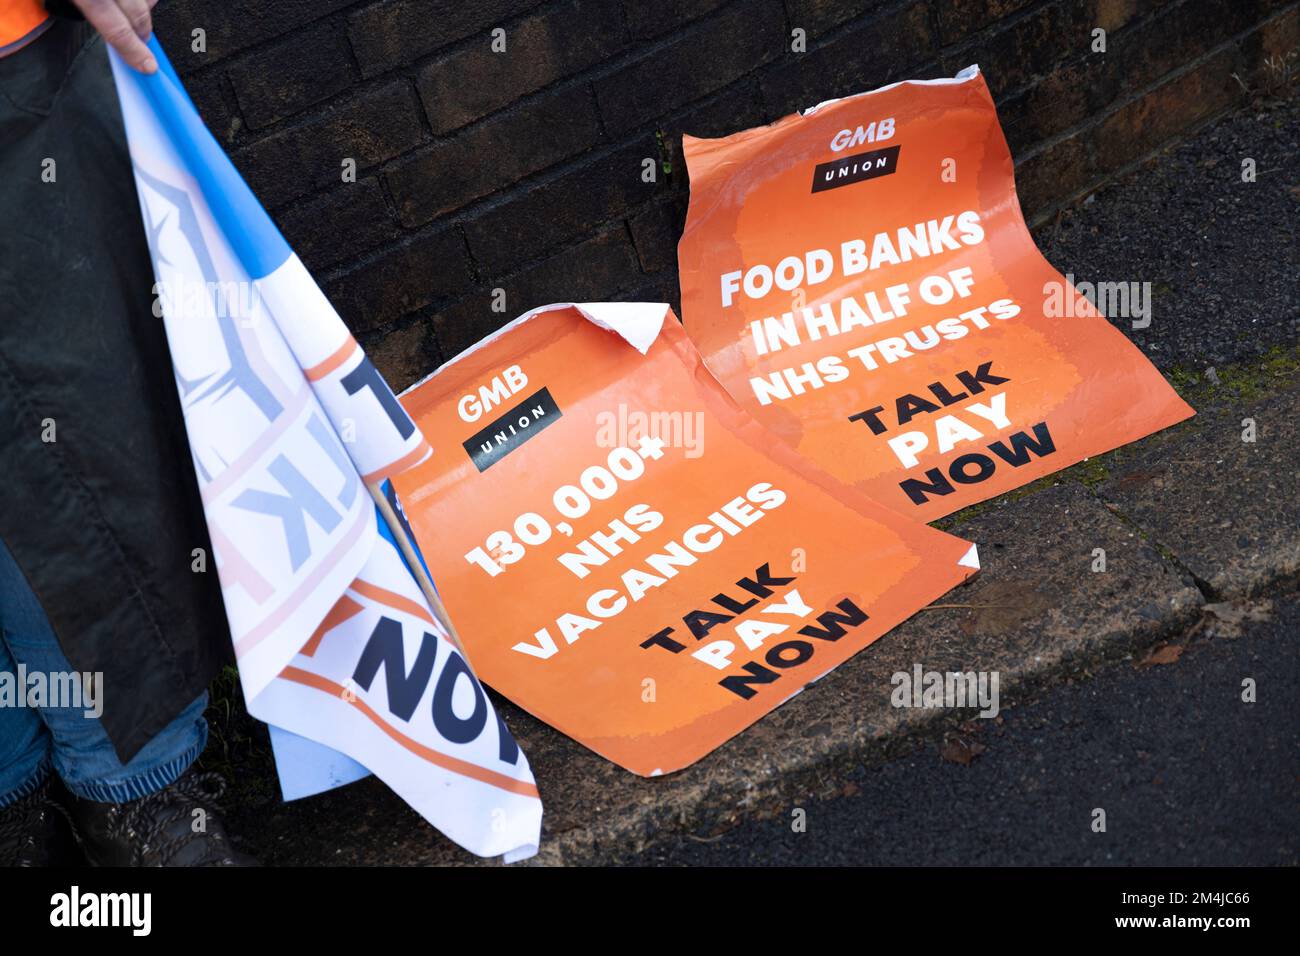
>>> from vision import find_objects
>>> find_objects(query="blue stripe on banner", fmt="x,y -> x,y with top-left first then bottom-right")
153,37 -> 198,113
126,36 -> 292,279
376,481 -> 439,596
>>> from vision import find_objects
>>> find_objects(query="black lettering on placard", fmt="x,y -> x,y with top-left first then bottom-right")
719,598 -> 870,699
811,145 -> 900,193
899,421 -> 1058,505
463,386 -> 561,472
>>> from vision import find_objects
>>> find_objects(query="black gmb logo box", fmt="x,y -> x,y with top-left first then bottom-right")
463,386 -> 562,472
812,144 -> 901,193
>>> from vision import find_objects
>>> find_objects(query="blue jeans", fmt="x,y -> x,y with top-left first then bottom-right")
0,537 -> 208,807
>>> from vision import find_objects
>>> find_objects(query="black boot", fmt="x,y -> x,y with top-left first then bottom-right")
0,774 -> 83,867
67,766 -> 258,866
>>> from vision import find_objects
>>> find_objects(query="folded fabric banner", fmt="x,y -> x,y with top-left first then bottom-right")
108,38 -> 541,861
395,303 -> 980,776
678,65 -> 1194,521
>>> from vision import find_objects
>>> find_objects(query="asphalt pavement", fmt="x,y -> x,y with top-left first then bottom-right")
623,578 -> 1299,866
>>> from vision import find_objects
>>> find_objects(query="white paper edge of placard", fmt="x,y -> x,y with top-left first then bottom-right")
401,302 -> 670,395
958,544 -> 980,571
800,64 -> 981,117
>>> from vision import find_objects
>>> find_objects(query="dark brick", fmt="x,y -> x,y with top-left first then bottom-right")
386,83 -> 601,226
1105,0 -> 1280,98
368,320 -> 436,392
628,197 -> 683,274
184,69 -> 243,146
996,0 -> 1227,155
941,1 -> 1069,98
430,295 -> 509,363
786,0 -> 893,38
1014,133 -> 1096,219
418,0 -> 628,133
933,0 -> 1038,47
593,0 -> 786,136
621,0 -> 731,40
1233,5 -> 1299,92
624,272 -> 683,316
229,21 -> 357,130
233,81 -> 426,208
499,224 -> 642,302
153,0 -> 357,73
275,179 -> 402,273
661,80 -> 767,175
326,227 -> 472,335
998,53 -> 1119,156
760,3 -> 937,116
462,137 -> 659,274
1092,47 -> 1241,173
1058,0 -> 1187,39
1073,0 -> 1145,35
347,0 -> 539,77
1256,4 -> 1299,62
1042,0 -> 1190,84
157,0 -> 1291,352
433,227 -> 641,358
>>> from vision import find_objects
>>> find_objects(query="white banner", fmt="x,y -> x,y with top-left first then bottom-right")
108,38 -> 541,861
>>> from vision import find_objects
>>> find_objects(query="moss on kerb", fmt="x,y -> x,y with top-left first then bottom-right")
1167,344 -> 1300,403
936,347 -> 1299,530
934,474 -> 1067,531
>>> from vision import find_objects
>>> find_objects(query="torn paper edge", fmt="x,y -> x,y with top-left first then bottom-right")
402,302 -> 670,396
800,64 -> 981,117
958,543 -> 980,572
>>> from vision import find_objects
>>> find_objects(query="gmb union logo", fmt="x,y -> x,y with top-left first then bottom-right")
813,116 -> 900,193
462,386 -> 563,473
811,144 -> 901,193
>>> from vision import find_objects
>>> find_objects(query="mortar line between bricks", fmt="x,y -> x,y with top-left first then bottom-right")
283,84 -> 661,227
986,0 -> 1198,116
165,5 -> 361,85
452,221 -> 484,285
1028,104 -> 1246,231
345,0 -> 754,152
178,0 -> 554,120
402,1 -> 564,138
352,64 -> 764,277
1014,2 -> 1298,170
209,0 -> 990,159
921,0 -> 945,61
784,0 -> 956,55
937,0 -> 1060,53
504,0 -> 790,145
255,1 -> 1285,260
350,0 -> 553,85
355,211 -> 653,348
1023,20 -> 1300,225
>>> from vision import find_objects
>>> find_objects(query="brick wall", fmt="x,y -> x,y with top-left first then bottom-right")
151,0 -> 1298,388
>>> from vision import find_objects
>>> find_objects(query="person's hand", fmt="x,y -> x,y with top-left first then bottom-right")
72,0 -> 160,74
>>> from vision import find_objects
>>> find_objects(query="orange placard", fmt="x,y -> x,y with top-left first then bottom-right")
678,67 -> 1194,521
395,304 -> 978,775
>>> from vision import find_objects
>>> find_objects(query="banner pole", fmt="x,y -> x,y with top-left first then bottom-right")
365,481 -> 470,662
